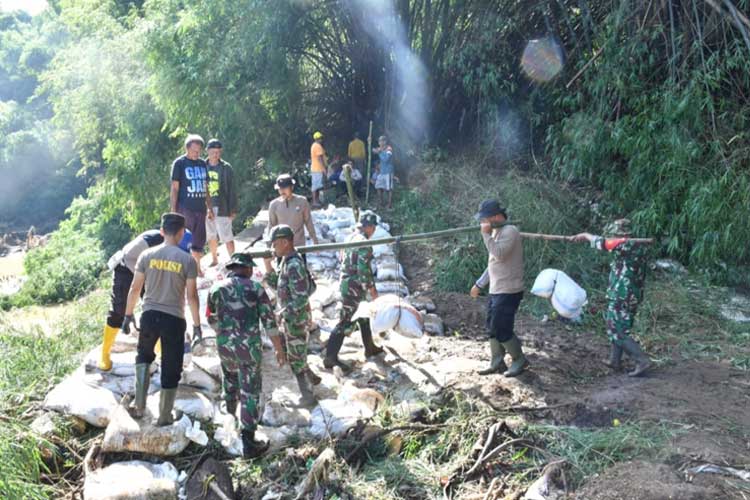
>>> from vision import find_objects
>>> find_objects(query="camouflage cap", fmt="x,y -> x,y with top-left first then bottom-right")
603,218 -> 631,237
270,224 -> 295,242
357,213 -> 378,228
226,253 -> 255,269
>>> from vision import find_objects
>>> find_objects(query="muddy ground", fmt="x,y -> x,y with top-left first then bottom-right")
400,245 -> 750,499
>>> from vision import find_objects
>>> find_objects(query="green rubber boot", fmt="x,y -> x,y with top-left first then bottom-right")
156,388 -> 178,426
502,336 -> 529,377
621,337 -> 652,377
295,373 -> 318,408
477,339 -> 507,375
128,363 -> 150,419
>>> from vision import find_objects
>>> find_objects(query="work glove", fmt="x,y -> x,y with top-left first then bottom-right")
121,315 -> 136,335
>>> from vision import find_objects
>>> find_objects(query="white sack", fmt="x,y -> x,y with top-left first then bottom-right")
44,370 -> 118,427
550,271 -> 587,318
530,268 -> 559,299
376,262 -> 405,281
84,460 -> 178,500
395,306 -> 424,339
101,404 -> 191,456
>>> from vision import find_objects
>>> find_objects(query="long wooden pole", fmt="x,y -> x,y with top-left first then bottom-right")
343,164 -> 359,221
365,121 -> 373,205
244,224 -> 652,258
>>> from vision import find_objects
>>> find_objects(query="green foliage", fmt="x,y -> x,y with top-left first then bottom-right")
0,290 -> 106,499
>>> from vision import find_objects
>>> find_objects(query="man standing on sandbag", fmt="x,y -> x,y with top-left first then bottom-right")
207,253 -> 280,458
571,219 -> 652,376
98,229 -> 192,371
263,225 -> 321,407
470,200 -> 529,377
267,173 -> 318,256
324,213 -> 383,373
122,213 -> 202,425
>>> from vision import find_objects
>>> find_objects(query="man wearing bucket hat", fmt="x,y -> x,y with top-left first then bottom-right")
267,173 -> 318,252
324,213 -> 383,372
207,253 -> 279,458
571,219 -> 652,376
263,224 -> 321,406
310,132 -> 327,207
97,228 -> 192,371
470,200 -> 529,377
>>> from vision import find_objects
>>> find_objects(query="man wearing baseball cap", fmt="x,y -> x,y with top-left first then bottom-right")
263,224 -> 321,406
207,253 -> 279,457
205,139 -> 238,267
267,173 -> 318,253
324,212 -> 383,372
123,212 -> 202,425
310,132 -> 327,207
470,200 -> 529,377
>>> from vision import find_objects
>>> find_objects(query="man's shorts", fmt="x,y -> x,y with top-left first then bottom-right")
375,173 -> 394,191
206,208 -> 234,243
311,172 -> 324,192
179,206 -> 207,252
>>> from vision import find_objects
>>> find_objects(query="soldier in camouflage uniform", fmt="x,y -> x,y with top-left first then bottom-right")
263,225 -> 321,406
324,213 -> 384,372
572,219 -> 652,376
207,253 -> 279,458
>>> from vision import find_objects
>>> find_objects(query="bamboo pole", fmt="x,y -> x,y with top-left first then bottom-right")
365,121 -> 373,205
342,163 -> 359,221
245,223 -> 653,258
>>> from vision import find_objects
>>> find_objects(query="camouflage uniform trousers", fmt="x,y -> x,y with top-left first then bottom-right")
604,297 -> 640,346
337,279 -> 367,336
217,331 -> 262,432
281,313 -> 310,376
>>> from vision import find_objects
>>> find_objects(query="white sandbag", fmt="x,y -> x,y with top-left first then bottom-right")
531,268 -> 559,299
261,400 -> 312,427
310,283 -> 339,309
371,226 -> 394,257
395,306 -> 424,339
185,420 -> 209,446
84,460 -> 179,500
423,314 -> 445,336
369,295 -> 403,334
44,370 -> 118,427
101,404 -> 192,456
82,371 -> 160,399
376,262 -> 405,281
410,296 -> 437,313
310,399 -> 374,438
214,414 -> 243,456
550,271 -> 587,318
84,349 -> 150,377
181,358 -> 221,394
375,280 -> 409,296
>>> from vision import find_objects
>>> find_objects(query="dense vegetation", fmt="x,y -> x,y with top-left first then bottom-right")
1,0 -> 749,305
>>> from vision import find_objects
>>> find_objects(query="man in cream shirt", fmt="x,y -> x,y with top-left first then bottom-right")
470,200 -> 529,377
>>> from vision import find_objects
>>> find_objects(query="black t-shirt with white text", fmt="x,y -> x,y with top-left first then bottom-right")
171,155 -> 208,212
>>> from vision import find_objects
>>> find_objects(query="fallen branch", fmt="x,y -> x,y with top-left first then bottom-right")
464,438 -> 530,478
344,423 -> 446,463
295,447 -> 336,500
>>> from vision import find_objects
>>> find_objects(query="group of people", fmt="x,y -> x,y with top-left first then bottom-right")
471,200 -> 652,379
95,132 -> 652,461
97,131 -> 390,458
311,131 -> 397,209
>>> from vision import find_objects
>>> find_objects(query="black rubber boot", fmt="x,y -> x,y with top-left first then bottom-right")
502,336 -> 529,377
225,399 -> 238,417
241,429 -> 269,459
621,337 -> 652,377
477,339 -> 508,375
156,388 -> 179,426
604,343 -> 623,370
294,373 -> 318,407
128,363 -> 150,419
360,320 -> 384,358
306,367 -> 322,386
323,327 -> 352,373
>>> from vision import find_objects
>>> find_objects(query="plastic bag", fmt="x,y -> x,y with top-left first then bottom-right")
84,460 -> 178,500
531,268 -> 559,299
395,306 -> 424,339
44,369 -> 118,427
369,295 -> 403,334
550,271 -> 587,318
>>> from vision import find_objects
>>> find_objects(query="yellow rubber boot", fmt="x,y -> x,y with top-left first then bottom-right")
98,325 -> 119,371
154,339 -> 162,356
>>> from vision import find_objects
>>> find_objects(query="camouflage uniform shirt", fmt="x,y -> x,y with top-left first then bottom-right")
337,233 -> 375,334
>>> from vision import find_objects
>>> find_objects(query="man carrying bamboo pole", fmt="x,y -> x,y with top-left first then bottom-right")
470,200 -> 529,377
570,219 -> 652,376
324,213 -> 383,372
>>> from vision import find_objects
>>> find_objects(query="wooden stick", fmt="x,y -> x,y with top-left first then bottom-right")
243,223 -> 653,258
366,121 -> 373,205
343,164 -> 359,221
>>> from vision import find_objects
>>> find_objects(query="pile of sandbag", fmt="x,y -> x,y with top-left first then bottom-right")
358,294 -> 424,338
531,268 -> 587,319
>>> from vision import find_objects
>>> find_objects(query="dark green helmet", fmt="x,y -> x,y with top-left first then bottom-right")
270,224 -> 295,242
225,253 -> 255,269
